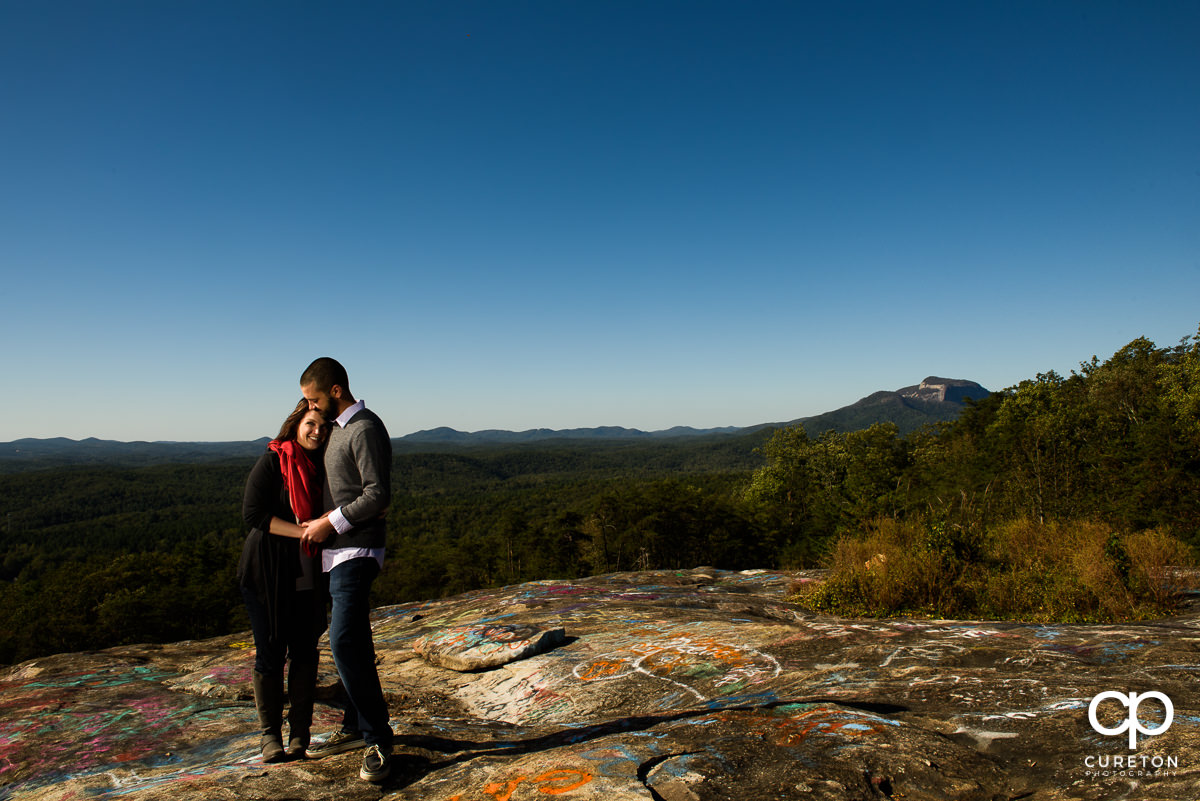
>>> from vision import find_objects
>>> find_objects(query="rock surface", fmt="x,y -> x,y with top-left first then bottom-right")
3,568 -> 1200,800
900,377 -> 989,405
413,623 -> 567,672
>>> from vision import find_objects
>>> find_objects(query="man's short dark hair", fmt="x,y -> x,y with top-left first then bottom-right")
301,357 -> 350,394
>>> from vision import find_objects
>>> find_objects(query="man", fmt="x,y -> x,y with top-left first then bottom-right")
298,357 -> 394,783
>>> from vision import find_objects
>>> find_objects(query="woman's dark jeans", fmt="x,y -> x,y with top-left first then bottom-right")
241,585 -> 321,676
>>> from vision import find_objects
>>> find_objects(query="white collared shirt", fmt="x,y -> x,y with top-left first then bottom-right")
334,398 -> 366,429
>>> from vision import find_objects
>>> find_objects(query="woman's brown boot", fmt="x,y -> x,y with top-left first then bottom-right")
252,669 -> 286,763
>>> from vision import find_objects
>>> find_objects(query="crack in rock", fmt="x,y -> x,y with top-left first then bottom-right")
638,751 -> 703,801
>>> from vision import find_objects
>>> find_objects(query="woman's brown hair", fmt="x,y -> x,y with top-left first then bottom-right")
275,398 -> 326,442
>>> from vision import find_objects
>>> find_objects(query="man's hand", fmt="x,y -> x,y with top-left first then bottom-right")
301,516 -> 335,549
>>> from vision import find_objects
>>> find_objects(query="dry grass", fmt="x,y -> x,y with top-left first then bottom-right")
795,516 -> 1196,623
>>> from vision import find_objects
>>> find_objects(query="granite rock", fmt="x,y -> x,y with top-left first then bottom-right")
413,623 -> 566,672
3,568 -> 1199,800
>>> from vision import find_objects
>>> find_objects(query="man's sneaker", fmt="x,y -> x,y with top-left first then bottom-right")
304,730 -> 366,759
359,744 -> 392,783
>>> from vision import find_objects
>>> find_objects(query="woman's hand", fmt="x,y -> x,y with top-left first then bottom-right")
301,517 -> 335,549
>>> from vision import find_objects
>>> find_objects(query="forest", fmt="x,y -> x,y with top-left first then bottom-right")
1,329 -> 1198,664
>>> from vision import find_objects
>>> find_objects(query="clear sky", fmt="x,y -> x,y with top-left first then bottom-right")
2,1 -> 1198,442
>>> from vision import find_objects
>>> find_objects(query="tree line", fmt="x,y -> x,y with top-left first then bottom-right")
1,327 -> 1196,663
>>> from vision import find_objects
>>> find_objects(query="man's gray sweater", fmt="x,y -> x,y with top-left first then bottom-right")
323,406 -> 391,550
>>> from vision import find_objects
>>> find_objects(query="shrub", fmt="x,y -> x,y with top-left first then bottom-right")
795,516 -> 1195,623
799,517 -> 969,617
1125,527 -> 1197,608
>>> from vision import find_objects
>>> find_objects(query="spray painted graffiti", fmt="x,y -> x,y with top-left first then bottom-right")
446,768 -> 594,800
458,661 -> 575,725
572,624 -> 781,702
416,624 -> 547,657
0,661 -> 262,799
695,703 -> 902,749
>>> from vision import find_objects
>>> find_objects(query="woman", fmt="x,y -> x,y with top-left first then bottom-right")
239,399 -> 330,762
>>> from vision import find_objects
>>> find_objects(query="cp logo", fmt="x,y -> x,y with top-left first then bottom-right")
1088,691 -> 1174,749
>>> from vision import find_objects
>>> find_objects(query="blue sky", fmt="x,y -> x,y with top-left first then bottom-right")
3,1 -> 1197,442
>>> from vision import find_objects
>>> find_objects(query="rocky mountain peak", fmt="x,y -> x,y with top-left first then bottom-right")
900,376 -> 990,404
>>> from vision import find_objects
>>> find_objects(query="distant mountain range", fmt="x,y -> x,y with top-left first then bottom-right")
0,437 -> 271,468
400,424 -> 746,444
400,376 -> 989,444
0,377 -> 988,468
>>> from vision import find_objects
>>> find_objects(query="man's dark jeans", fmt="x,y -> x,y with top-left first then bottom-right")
328,556 -> 393,748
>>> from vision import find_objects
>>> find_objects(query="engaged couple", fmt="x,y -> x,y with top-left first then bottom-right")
239,357 -> 394,783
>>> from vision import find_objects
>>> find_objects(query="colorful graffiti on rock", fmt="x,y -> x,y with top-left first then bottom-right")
0,660 -> 261,799
414,623 -> 563,671
456,661 -> 576,725
694,703 -> 902,747
446,768 -> 595,801
430,703 -> 902,801
572,622 -> 781,702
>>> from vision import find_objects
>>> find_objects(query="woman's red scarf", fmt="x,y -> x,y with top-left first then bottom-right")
268,438 -> 323,557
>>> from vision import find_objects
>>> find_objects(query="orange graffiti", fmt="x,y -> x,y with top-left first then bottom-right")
575,660 -> 625,681
476,769 -> 594,800
532,768 -> 593,793
483,778 -> 525,801
714,707 -> 890,747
